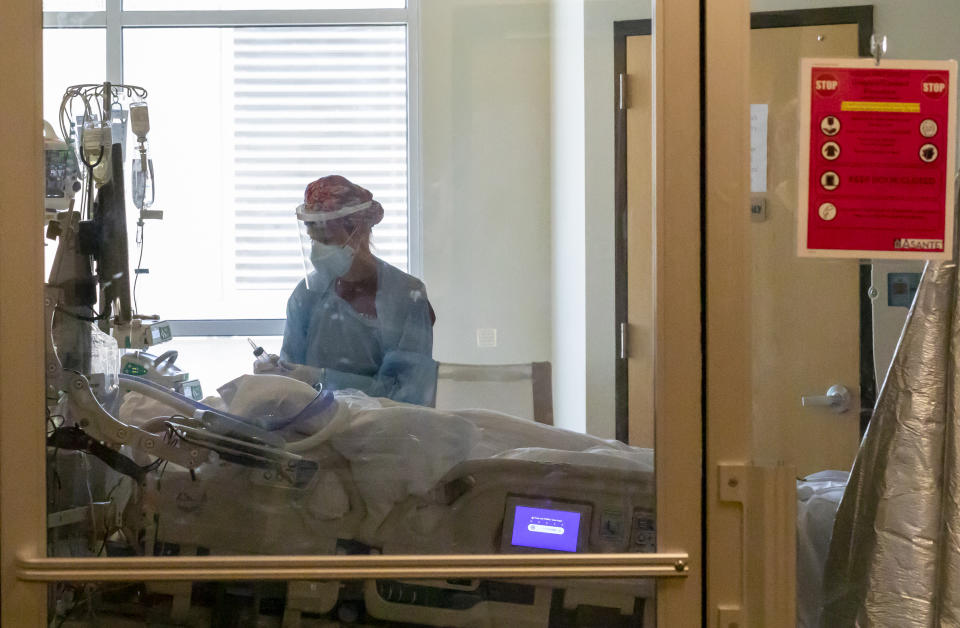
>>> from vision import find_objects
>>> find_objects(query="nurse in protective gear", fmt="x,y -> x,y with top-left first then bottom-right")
256,175 -> 437,406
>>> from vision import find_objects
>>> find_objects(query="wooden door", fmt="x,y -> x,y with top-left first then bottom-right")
625,33 -> 654,448
749,23 -> 862,475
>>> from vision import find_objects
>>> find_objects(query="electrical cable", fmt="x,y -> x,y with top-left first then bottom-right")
54,304 -> 110,323
46,426 -> 162,483
104,475 -> 125,502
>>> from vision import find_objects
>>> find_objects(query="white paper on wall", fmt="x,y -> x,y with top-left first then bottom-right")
751,103 -> 769,193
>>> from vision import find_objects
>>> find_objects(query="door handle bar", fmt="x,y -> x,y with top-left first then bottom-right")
17,553 -> 691,582
800,384 -> 851,413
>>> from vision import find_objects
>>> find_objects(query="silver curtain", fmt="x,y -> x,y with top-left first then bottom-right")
822,258 -> 960,627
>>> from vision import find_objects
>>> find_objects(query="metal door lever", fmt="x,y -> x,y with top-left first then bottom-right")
801,384 -> 851,414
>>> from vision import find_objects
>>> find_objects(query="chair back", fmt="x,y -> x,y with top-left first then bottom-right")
434,361 -> 553,425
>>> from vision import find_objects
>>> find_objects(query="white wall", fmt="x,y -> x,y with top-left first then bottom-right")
548,0 -> 649,436
419,0 -> 650,435
550,0 -> 587,432
420,0 -> 554,367
583,0 -> 649,436
421,0 -> 960,435
870,260 -> 925,388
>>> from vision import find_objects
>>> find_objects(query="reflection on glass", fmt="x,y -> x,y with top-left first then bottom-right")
42,5 -> 657,607
50,578 -> 654,626
123,0 -> 405,9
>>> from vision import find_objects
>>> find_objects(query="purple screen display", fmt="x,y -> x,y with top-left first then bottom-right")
510,506 -> 582,552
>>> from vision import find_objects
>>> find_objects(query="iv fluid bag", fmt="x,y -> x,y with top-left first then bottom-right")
131,157 -> 155,211
82,120 -> 112,185
110,105 -> 129,163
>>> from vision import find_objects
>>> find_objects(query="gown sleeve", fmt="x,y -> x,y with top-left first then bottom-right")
280,282 -> 310,365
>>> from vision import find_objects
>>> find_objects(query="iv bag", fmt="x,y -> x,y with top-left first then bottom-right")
83,119 -> 112,185
110,103 -> 128,163
131,157 -> 155,211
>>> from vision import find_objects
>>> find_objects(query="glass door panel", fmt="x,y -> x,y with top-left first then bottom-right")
4,0 -> 702,625
18,0 -> 703,625
42,0 -> 658,555
748,4 -> 960,626
749,18 -> 864,476
749,11 -> 869,628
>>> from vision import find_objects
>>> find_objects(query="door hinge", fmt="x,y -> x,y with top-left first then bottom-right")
619,322 -> 629,359
618,73 -> 628,111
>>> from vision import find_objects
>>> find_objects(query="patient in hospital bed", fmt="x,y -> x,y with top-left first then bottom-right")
118,373 -> 654,556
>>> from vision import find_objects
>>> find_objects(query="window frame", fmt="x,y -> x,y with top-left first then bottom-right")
42,0 -> 423,337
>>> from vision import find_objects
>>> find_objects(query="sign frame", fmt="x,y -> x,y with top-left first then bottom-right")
798,57 -> 958,260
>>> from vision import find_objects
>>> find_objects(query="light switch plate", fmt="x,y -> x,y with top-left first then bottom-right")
476,328 -> 497,348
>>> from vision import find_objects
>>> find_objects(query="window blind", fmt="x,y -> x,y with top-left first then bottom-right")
231,25 -> 409,290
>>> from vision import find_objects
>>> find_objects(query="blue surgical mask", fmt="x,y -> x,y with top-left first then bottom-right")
309,240 -> 355,291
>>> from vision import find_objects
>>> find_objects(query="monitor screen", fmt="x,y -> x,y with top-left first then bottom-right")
46,149 -> 69,198
510,505 -> 582,552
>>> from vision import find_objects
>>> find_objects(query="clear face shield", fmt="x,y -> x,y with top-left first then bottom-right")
296,200 -> 371,293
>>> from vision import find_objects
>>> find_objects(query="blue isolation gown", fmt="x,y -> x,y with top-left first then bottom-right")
280,258 -> 437,406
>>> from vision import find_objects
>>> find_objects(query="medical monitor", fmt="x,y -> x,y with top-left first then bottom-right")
500,496 -> 591,553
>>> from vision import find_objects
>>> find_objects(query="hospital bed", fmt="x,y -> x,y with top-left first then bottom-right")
48,373 -> 658,627
50,371 -> 848,627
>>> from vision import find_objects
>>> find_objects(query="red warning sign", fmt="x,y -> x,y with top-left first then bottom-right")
814,73 -> 839,96
798,58 -> 957,259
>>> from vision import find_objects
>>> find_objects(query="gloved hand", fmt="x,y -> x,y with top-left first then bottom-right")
252,354 -> 324,388
276,360 -> 325,388
252,353 -> 282,374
